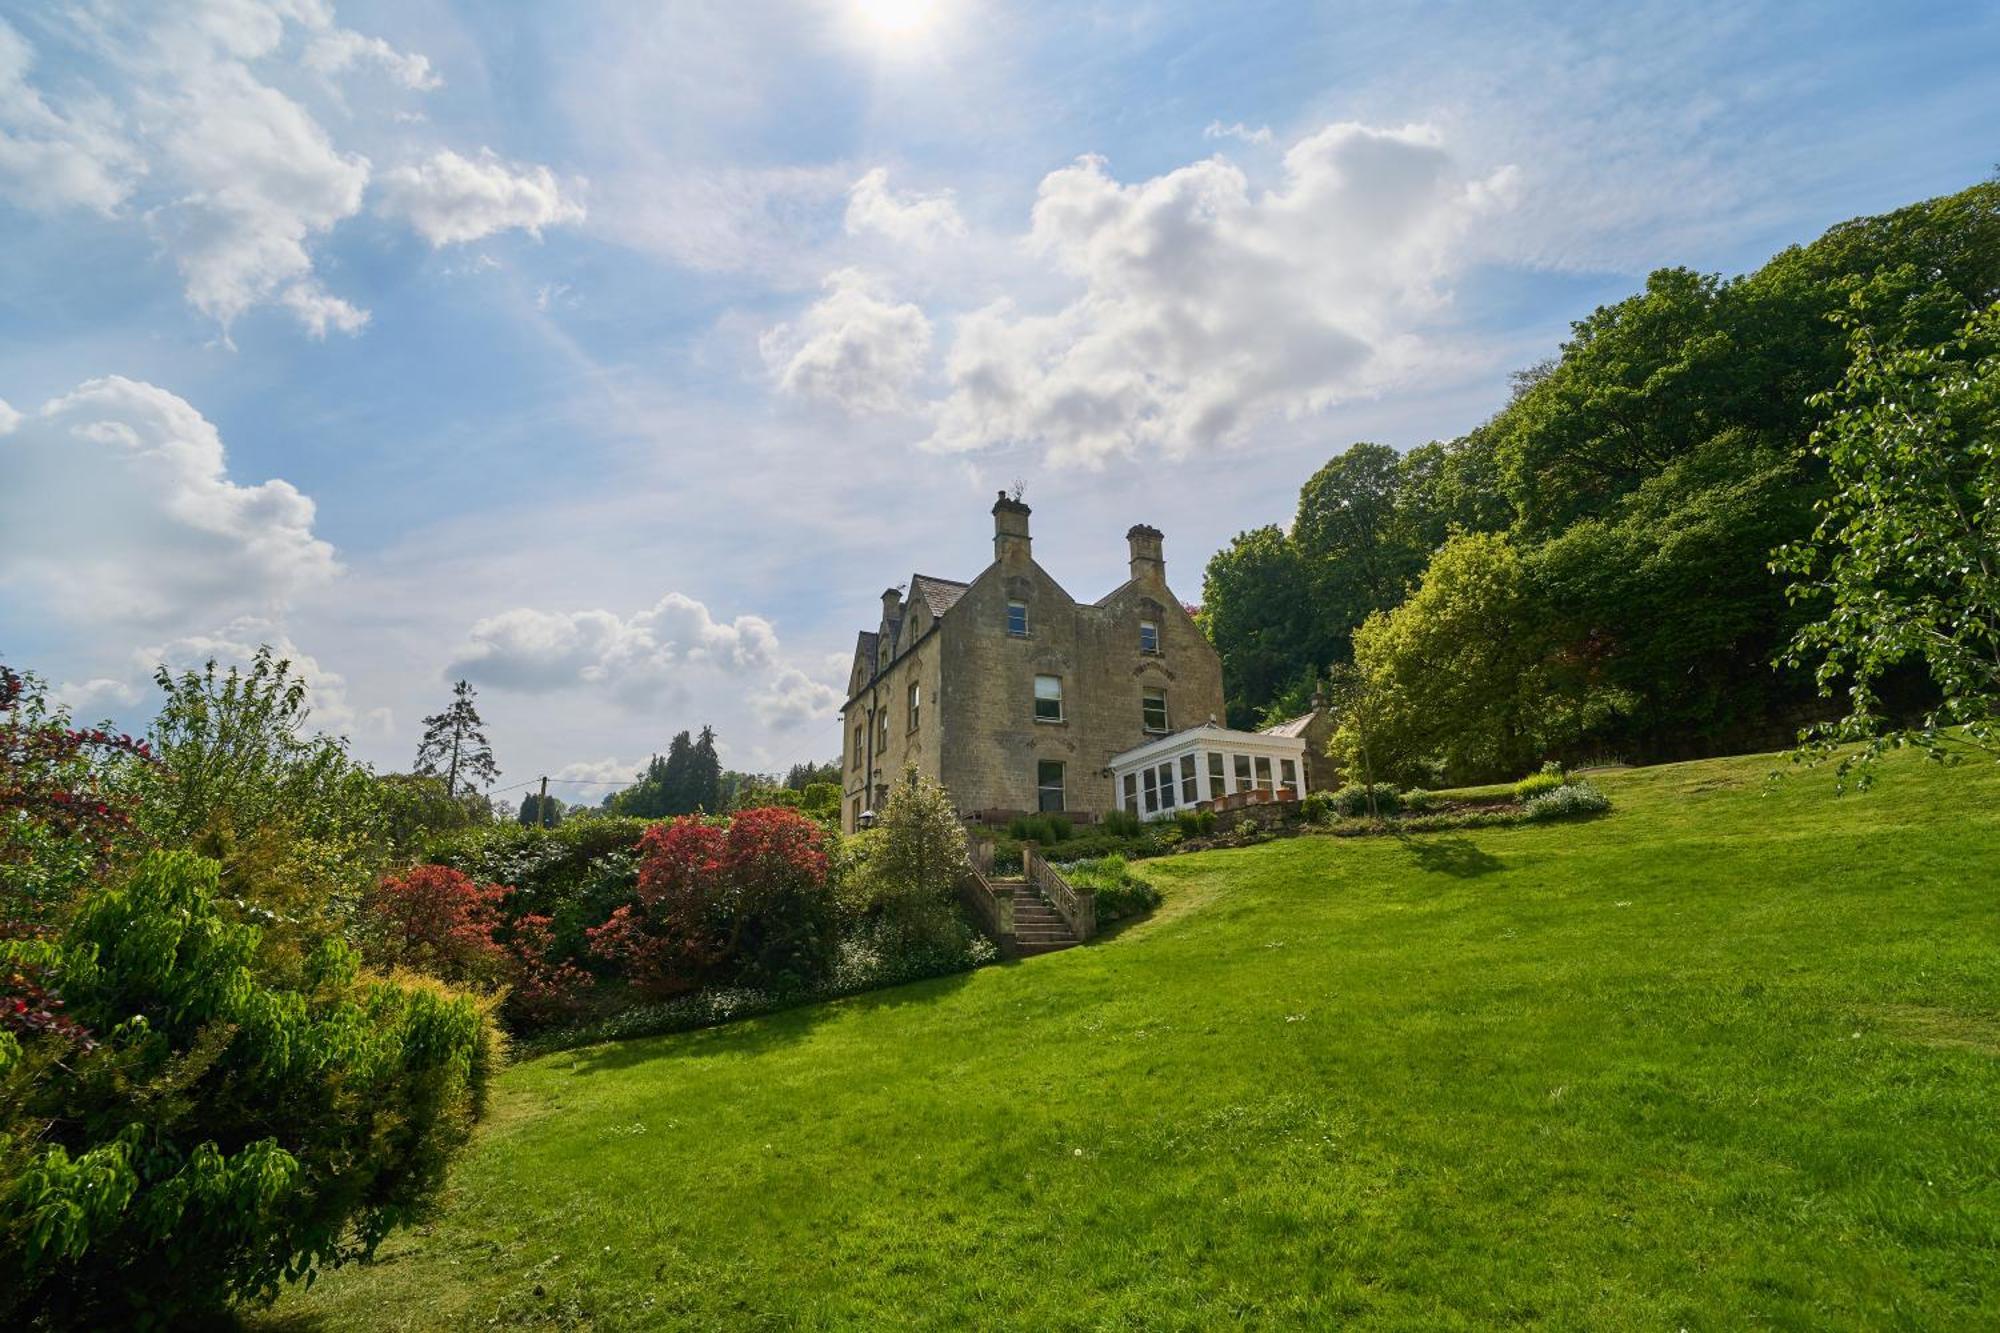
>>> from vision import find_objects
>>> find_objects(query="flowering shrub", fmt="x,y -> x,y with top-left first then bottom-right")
590,807 -> 835,995
363,865 -> 511,987
1522,780 -> 1611,821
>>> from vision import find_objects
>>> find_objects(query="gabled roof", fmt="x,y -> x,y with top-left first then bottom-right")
854,630 -> 879,665
909,573 -> 969,618
1260,713 -> 1316,739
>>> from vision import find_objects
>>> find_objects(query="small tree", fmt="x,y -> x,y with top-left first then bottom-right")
1324,663 -> 1386,821
413,680 -> 499,802
1,664 -> 153,936
516,792 -> 564,828
1773,301 -> 2000,787
847,765 -> 971,953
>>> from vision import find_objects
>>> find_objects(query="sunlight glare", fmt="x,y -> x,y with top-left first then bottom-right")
854,0 -> 942,39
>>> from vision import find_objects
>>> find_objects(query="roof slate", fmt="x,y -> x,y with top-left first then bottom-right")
909,573 -> 969,618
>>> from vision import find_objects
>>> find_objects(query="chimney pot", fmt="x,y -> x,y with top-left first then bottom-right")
1127,523 -> 1165,584
992,492 -> 1032,564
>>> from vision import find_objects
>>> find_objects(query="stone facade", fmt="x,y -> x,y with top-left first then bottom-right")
839,494 -> 1226,833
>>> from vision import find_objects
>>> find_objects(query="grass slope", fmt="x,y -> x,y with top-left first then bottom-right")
265,750 -> 2000,1330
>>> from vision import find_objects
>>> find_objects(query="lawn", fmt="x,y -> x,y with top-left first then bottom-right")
263,749 -> 2000,1330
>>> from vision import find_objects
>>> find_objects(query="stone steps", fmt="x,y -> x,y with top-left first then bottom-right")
990,879 -> 1078,954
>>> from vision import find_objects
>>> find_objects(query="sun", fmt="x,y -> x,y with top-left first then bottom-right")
852,0 -> 942,40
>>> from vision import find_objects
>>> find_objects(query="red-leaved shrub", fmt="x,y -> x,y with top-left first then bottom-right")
504,912 -> 594,1023
364,864 -> 510,986
587,807 -> 834,995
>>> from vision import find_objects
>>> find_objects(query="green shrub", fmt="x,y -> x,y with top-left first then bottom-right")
1299,790 -> 1341,825
1523,780 -> 1611,821
1006,813 -> 1075,844
1,851 -> 493,1326
1333,783 -> 1401,818
1174,808 -> 1218,837
1512,770 -> 1565,802
1401,787 -> 1438,813
1100,809 -> 1143,838
841,768 -> 980,974
1056,854 -> 1162,923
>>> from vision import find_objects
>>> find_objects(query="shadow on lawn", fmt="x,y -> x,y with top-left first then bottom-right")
552,966 -> 982,1076
1398,834 -> 1504,878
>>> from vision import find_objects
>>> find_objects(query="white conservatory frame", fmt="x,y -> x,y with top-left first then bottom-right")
1105,721 -> 1310,822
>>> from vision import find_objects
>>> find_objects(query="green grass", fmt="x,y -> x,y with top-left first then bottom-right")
264,749 -> 2000,1330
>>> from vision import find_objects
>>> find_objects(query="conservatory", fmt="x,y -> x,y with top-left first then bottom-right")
1105,720 -> 1311,822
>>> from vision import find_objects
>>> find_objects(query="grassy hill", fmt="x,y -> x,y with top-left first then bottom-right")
264,749 -> 2000,1330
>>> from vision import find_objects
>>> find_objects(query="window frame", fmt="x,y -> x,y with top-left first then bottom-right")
1255,755 -> 1274,793
1123,772 -> 1139,815
1234,753 -> 1252,793
1280,757 -> 1299,793
1139,620 -> 1160,655
1180,753 -> 1199,804
1207,751 -> 1226,799
1142,766 -> 1159,813
1156,761 -> 1177,809
1142,687 -> 1169,734
1007,600 -> 1029,637
1034,674 -> 1065,723
907,681 -> 921,733
1037,760 -> 1066,812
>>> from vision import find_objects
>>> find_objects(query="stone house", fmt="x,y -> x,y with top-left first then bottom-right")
838,493 -> 1310,832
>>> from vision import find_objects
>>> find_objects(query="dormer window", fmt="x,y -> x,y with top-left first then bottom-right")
1007,600 -> 1029,636
1139,620 -> 1159,654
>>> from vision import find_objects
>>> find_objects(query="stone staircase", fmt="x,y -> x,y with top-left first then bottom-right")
995,878 -> 1081,955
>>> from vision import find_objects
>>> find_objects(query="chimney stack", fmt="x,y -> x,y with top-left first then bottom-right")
881,586 -> 903,624
1127,523 -> 1164,585
992,491 -> 1032,566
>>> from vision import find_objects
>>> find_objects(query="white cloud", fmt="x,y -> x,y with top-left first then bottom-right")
375,148 -> 585,246
0,18 -> 143,214
53,676 -> 142,715
447,592 -> 778,701
0,376 -> 338,627
555,756 -> 641,786
1204,120 -> 1273,146
920,123 -> 1516,464
844,166 -> 965,249
752,666 -> 843,732
304,28 -> 441,91
0,4 -> 576,337
759,267 -> 933,415
139,619 -> 390,737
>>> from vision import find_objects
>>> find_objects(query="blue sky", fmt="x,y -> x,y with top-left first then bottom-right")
1,0 -> 1995,798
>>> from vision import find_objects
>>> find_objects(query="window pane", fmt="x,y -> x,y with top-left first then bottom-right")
1142,688 -> 1168,732
1281,758 -> 1298,792
1007,601 -> 1028,636
1158,762 -> 1177,808
1208,751 -> 1225,797
1255,755 -> 1273,792
1123,772 -> 1138,815
1034,674 -> 1063,721
1140,621 -> 1159,654
1143,766 -> 1158,813
1037,760 -> 1064,812
1234,753 -> 1252,792
1180,753 -> 1198,804
909,683 -> 920,730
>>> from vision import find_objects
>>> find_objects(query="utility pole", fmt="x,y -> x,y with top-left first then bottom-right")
538,775 -> 550,829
